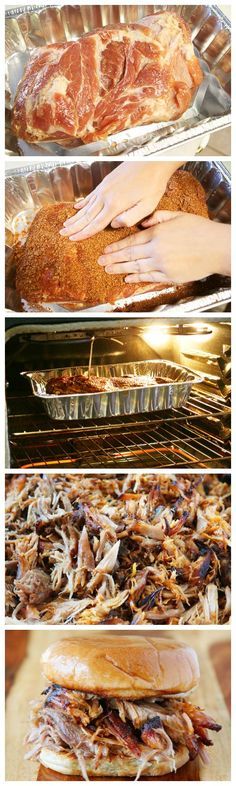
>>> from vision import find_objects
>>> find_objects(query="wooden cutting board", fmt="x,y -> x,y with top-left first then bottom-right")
5,630 -> 231,781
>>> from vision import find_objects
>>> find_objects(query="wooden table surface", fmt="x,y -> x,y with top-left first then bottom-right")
5,630 -> 231,781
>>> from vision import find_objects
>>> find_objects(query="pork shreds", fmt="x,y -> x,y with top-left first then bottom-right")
25,686 -> 221,779
5,473 -> 230,625
14,170 -> 208,307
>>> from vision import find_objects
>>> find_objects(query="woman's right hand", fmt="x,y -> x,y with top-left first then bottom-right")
97,211 -> 231,283
59,161 -> 181,241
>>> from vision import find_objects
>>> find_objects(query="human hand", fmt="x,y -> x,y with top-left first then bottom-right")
59,161 -> 180,241
97,212 -> 231,283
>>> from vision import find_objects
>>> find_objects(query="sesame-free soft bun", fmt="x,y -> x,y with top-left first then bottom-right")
41,635 -> 200,699
39,743 -> 190,777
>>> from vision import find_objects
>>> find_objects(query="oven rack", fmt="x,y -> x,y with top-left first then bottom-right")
8,390 -> 230,469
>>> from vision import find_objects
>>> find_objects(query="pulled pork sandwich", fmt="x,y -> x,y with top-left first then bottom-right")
25,635 -> 222,779
5,474 -> 231,625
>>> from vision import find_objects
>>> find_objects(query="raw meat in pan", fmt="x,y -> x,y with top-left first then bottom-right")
12,11 -> 203,143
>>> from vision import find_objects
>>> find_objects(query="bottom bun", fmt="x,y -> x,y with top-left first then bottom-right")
39,745 -> 190,778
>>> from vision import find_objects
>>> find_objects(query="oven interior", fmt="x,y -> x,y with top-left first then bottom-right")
5,319 -> 231,469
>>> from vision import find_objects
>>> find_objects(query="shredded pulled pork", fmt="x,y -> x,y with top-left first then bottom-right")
25,686 -> 221,779
5,473 -> 231,625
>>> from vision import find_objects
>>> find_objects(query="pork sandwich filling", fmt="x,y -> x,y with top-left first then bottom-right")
25,684 -> 221,779
6,474 -> 231,626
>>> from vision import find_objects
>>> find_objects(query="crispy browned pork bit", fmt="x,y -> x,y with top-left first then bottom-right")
25,688 -> 221,779
5,474 -> 231,625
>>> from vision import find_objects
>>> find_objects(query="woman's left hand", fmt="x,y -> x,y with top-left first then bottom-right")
97,212 -> 231,283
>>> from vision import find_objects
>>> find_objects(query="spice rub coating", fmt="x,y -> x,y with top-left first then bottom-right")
15,171 -> 209,306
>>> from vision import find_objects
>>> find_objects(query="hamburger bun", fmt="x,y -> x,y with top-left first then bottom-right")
39,743 -> 190,777
41,635 -> 200,699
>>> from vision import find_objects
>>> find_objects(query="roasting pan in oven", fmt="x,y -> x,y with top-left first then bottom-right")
6,317 -> 231,469
22,360 -> 203,420
5,4 -> 231,157
5,160 -> 231,314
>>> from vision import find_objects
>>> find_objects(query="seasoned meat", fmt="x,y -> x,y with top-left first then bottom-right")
15,204 -> 150,306
158,169 -> 209,218
45,373 -> 171,396
14,170 -> 208,307
46,375 -> 115,395
112,375 -> 171,388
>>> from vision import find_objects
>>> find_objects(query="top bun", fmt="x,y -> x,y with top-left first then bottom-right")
41,635 -> 200,699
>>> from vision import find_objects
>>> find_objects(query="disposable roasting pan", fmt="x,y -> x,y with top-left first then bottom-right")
5,4 -> 231,157
22,360 -> 203,420
5,160 -> 231,314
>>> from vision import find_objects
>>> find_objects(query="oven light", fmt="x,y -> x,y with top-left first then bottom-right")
142,323 -> 212,348
142,326 -> 170,349
190,322 -> 213,335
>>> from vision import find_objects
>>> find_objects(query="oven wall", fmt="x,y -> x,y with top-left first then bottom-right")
5,319 -> 231,390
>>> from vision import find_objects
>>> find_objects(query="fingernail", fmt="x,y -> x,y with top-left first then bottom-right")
59,229 -> 67,236
105,266 -> 112,273
98,256 -> 106,265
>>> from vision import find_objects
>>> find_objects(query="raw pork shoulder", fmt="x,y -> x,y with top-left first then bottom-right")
12,11 -> 203,143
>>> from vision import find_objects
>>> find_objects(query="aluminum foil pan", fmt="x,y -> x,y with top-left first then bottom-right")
5,159 -> 231,314
5,4 -> 231,157
22,360 -> 203,420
